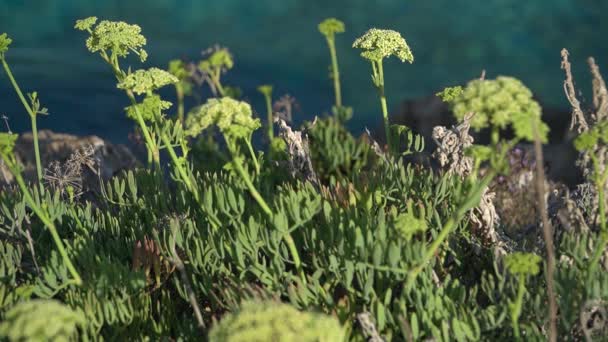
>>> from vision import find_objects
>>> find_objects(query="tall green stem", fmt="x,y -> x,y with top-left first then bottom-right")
264,93 -> 273,141
326,38 -> 342,108
159,128 -> 197,200
227,143 -> 305,282
1,154 -> 81,285
245,140 -> 260,176
212,71 -> 225,97
176,84 -> 185,125
1,58 -> 43,191
374,60 -> 390,148
510,276 -> 526,339
100,51 -> 160,167
405,171 -> 495,289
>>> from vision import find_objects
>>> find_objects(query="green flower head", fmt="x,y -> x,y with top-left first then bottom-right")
394,210 -> 427,241
117,68 -> 178,95
318,18 -> 345,40
574,120 -> 608,152
0,299 -> 85,341
199,47 -> 234,73
257,84 -> 273,97
74,16 -> 98,31
185,97 -> 261,140
0,33 -> 12,57
444,76 -> 549,142
168,59 -> 193,95
505,252 -> 542,276
208,300 -> 345,342
168,59 -> 190,80
436,86 -> 463,102
0,132 -> 18,156
80,19 -> 148,62
125,94 -> 172,122
353,28 -> 414,63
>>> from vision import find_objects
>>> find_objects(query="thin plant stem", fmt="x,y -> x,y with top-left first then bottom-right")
1,58 -> 43,191
2,154 -> 81,285
100,50 -> 161,167
511,276 -> 525,339
211,71 -> 225,97
176,84 -> 185,125
532,121 -> 557,342
326,37 -> 342,108
159,128 -> 197,200
375,60 -> 391,148
263,92 -> 273,141
405,171 -> 495,290
245,140 -> 260,176
227,142 -> 305,282
227,144 -> 272,216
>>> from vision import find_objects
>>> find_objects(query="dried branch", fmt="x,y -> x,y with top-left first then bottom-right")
588,57 -> 608,122
561,49 -> 588,133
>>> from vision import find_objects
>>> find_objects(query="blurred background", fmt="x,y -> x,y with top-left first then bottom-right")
0,0 -> 606,144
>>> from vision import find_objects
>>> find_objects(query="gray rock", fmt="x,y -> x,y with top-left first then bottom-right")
0,130 -> 139,189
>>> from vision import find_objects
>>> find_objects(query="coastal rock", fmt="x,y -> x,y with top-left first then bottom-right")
0,130 -> 139,188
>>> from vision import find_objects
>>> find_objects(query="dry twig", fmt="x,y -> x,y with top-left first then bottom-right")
561,49 -> 588,133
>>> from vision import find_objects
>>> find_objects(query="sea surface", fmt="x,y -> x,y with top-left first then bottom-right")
0,0 -> 606,144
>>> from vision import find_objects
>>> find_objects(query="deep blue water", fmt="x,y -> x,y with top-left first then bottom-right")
0,0 -> 606,144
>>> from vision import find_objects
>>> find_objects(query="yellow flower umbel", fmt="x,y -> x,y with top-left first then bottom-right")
117,67 -> 178,96
76,17 -> 148,62
353,28 -> 413,148
0,299 -> 85,341
185,97 -> 260,143
208,300 -> 345,342
439,76 -> 549,144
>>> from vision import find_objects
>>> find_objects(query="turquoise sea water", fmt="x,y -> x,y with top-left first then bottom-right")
0,0 -> 606,143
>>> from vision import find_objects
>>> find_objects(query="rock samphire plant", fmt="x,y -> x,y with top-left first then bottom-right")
319,18 -> 348,117
353,28 -> 413,148
0,17 -> 606,341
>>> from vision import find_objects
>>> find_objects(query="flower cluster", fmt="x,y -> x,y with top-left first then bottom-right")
117,68 -> 178,95
257,84 -> 273,97
504,252 -> 542,276
0,300 -> 85,341
0,132 -> 17,156
318,18 -> 345,41
208,300 -> 345,342
443,76 -> 549,142
0,33 -> 12,57
574,120 -> 608,152
198,46 -> 234,73
394,210 -> 428,241
185,97 -> 260,140
352,28 -> 413,63
74,16 -> 98,31
76,17 -> 148,62
125,94 -> 172,121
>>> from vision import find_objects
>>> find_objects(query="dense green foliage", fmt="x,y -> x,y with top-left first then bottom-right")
0,16 -> 606,342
